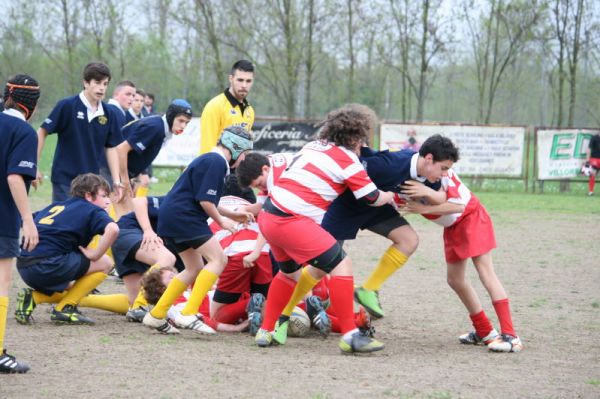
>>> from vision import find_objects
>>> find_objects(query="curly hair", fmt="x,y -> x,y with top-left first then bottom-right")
318,103 -> 378,149
140,265 -> 177,305
70,173 -> 110,199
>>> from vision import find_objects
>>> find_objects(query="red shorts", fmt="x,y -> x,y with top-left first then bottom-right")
257,211 -> 337,265
216,253 -> 272,294
443,198 -> 496,263
589,157 -> 600,170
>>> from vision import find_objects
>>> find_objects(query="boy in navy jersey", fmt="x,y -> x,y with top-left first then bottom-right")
107,80 -> 136,128
15,174 -> 119,325
321,134 -> 457,319
0,74 -> 40,374
142,126 -> 255,334
35,62 -> 124,202
116,99 -> 193,197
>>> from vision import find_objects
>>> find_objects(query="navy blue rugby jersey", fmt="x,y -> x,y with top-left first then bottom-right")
0,110 -> 38,238
157,152 -> 228,238
122,115 -> 169,177
118,196 -> 164,232
41,94 -> 123,185
21,197 -> 113,257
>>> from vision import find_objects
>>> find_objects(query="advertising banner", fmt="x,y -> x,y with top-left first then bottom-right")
536,129 -> 598,180
380,124 -> 526,176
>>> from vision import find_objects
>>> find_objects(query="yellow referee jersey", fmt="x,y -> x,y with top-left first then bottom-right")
199,90 -> 255,154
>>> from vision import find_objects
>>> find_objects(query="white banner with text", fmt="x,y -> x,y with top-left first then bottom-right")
380,124 -> 526,176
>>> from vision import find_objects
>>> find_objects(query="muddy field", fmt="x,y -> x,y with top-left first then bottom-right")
2,207 -> 599,398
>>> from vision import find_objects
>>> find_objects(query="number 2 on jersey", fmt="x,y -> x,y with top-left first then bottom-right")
38,205 -> 65,225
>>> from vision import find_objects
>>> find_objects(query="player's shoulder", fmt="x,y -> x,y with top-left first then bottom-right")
204,93 -> 228,109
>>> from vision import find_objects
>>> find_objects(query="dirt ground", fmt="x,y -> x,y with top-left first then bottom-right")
2,208 -> 600,399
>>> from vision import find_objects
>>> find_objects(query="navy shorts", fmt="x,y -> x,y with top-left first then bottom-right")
0,236 -> 20,258
112,229 -> 146,278
322,202 -> 404,240
17,252 -> 90,295
165,234 -> 213,253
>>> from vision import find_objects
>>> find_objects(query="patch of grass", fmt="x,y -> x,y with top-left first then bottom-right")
428,392 -> 453,399
529,298 -> 548,308
592,302 -> 600,309
585,379 -> 600,386
99,336 -> 111,344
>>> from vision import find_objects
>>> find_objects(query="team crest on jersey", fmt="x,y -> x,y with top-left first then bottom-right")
230,109 -> 236,115
98,115 -> 108,125
76,111 -> 84,120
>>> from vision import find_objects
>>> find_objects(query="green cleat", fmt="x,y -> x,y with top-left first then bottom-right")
255,328 -> 273,347
339,330 -> 385,354
15,288 -> 36,324
272,317 -> 289,345
354,287 -> 384,319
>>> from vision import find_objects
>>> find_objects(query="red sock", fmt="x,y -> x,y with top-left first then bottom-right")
470,310 -> 493,338
213,297 -> 249,324
329,276 -> 356,334
312,278 -> 329,301
261,272 -> 296,330
590,175 -> 596,193
493,298 -> 516,336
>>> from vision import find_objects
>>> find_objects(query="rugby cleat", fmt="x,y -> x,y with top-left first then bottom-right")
125,306 -> 148,323
246,293 -> 266,336
255,328 -> 273,347
339,330 -> 385,354
488,333 -> 523,353
51,305 -> 95,325
143,312 -> 180,334
354,287 -> 384,319
15,288 -> 36,324
173,313 -> 216,335
459,329 -> 499,346
0,350 -> 30,374
305,295 -> 331,338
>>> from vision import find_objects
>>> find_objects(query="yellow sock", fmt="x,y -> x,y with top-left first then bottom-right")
150,277 -> 187,319
0,296 -> 7,350
132,289 -> 149,309
282,268 -> 320,317
32,291 -> 66,305
108,204 -> 118,221
135,186 -> 149,198
55,272 -> 107,311
79,294 -> 129,314
363,246 -> 408,291
181,269 -> 218,316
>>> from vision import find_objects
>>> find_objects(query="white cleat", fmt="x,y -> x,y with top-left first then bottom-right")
143,312 -> 180,334
173,314 -> 216,335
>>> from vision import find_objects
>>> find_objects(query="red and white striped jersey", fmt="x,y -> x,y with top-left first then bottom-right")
270,140 -> 378,223
423,169 -> 472,227
208,196 -> 270,256
256,153 -> 295,205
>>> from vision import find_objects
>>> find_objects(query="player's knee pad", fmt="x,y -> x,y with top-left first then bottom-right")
278,259 -> 302,274
307,243 -> 346,273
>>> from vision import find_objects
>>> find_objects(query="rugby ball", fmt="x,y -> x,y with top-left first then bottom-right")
288,306 -> 311,337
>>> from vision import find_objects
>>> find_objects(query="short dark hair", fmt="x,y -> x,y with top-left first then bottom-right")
236,152 -> 269,187
231,60 -> 254,75
318,103 -> 377,149
83,62 -> 111,83
70,173 -> 110,199
113,80 -> 136,94
419,134 -> 460,162
136,89 -> 146,97
145,93 -> 155,101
